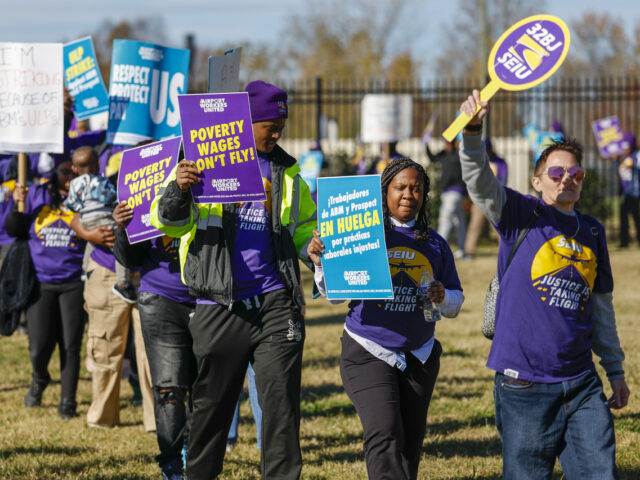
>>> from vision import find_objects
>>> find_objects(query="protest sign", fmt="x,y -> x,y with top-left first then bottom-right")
523,123 -> 564,162
421,109 -> 439,146
317,175 -> 393,300
117,136 -> 181,243
361,94 -> 412,143
64,37 -> 109,120
178,92 -> 265,203
592,116 -> 624,158
107,39 -> 190,145
299,149 -> 323,194
208,48 -> 242,93
0,43 -> 64,153
443,14 -> 571,141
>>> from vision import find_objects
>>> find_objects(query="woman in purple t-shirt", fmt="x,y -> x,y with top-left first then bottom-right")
308,158 -> 464,480
459,90 -> 630,480
6,161 -> 86,420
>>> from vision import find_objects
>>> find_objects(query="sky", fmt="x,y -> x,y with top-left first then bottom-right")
1,0 -> 638,76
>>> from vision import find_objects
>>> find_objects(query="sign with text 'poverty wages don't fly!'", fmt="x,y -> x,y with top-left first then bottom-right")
178,93 -> 265,204
117,136 -> 181,243
317,175 -> 393,300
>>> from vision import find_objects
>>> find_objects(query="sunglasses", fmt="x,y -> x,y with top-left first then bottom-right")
541,165 -> 585,182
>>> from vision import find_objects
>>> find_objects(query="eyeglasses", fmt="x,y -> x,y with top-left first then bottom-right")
540,165 -> 585,182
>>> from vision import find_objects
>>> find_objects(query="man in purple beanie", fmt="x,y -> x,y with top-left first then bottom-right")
150,80 -> 317,480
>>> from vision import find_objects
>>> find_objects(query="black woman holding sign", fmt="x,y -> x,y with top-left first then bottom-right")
458,90 -> 629,480
308,158 -> 464,480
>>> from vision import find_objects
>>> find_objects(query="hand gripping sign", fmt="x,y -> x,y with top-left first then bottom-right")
443,14 -> 570,142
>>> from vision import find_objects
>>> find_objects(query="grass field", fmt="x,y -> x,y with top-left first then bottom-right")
1,245 -> 639,479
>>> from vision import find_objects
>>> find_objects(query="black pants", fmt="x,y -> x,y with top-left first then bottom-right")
619,194 -> 640,246
340,333 -> 442,480
26,281 -> 85,402
187,288 -> 305,480
138,292 -> 196,470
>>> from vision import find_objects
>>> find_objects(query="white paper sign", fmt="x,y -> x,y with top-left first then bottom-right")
361,94 -> 412,143
208,48 -> 242,94
0,43 -> 64,153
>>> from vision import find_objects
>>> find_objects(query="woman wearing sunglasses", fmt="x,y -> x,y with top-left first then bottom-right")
457,90 -> 630,480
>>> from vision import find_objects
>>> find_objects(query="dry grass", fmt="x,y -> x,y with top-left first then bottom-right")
1,245 -> 639,479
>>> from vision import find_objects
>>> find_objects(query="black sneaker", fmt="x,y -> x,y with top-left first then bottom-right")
58,399 -> 77,419
24,379 -> 49,408
112,282 -> 137,304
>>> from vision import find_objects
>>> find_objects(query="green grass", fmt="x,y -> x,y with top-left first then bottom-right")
1,245 -> 639,479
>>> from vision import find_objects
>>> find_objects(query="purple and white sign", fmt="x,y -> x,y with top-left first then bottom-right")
592,116 -> 624,158
117,136 -> 181,243
178,93 -> 265,203
489,15 -> 570,90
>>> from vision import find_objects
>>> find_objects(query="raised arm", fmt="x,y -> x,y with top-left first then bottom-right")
458,89 -> 506,226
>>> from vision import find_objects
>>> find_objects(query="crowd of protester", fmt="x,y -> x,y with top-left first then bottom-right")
0,82 -> 633,480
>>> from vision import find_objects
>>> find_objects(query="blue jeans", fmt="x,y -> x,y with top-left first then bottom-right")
227,363 -> 263,448
494,370 -> 617,480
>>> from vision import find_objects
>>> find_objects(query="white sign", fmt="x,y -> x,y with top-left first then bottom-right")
361,94 -> 412,143
208,48 -> 242,93
0,43 -> 64,153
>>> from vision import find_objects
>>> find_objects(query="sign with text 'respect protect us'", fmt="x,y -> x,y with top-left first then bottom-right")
208,48 -> 242,93
179,93 -> 265,203
63,37 -> 109,120
592,116 -> 624,158
361,94 -> 412,143
107,39 -> 190,145
117,136 -> 181,243
0,43 -> 64,153
443,14 -> 571,141
317,175 -> 393,300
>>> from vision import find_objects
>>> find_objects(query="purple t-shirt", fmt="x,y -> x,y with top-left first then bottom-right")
139,235 -> 193,304
488,188 -> 614,383
489,155 -> 508,186
24,184 -> 86,283
345,226 -> 462,350
197,153 -> 284,304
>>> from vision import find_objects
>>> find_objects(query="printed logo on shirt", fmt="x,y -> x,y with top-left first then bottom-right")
1,180 -> 15,203
161,235 -> 180,261
33,206 -> 79,248
236,177 -> 272,232
530,235 -> 597,311
378,247 -> 434,313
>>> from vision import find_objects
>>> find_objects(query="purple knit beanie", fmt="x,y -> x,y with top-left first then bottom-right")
245,80 -> 288,123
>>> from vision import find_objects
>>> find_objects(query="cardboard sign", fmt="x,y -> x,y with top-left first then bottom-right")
117,137 -> 181,243
592,116 -> 624,158
107,39 -> 190,145
317,175 -> 393,300
443,14 -> 571,141
63,37 -> 109,120
361,94 -> 412,143
208,48 -> 242,93
178,92 -> 265,203
0,43 -> 64,153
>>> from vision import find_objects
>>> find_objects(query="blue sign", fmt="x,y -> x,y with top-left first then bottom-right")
523,123 -> 564,163
107,39 -> 190,145
64,37 -> 109,120
317,175 -> 393,300
299,150 -> 323,194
